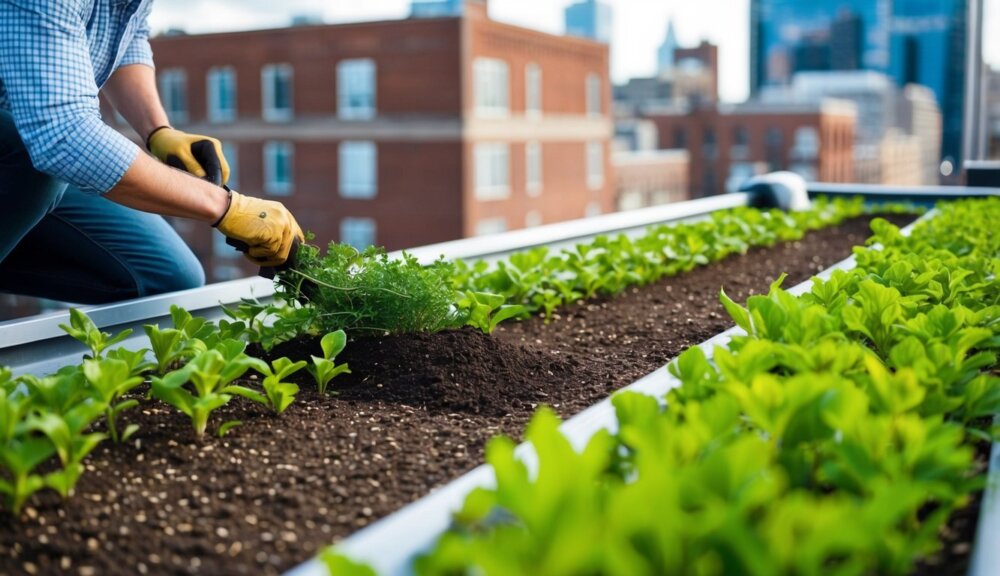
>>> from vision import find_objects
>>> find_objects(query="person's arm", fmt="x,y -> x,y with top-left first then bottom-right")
0,2 -> 298,264
102,63 -> 169,146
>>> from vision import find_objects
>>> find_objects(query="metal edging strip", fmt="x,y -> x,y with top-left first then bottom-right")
286,213 -> 945,576
968,417 -> 1000,576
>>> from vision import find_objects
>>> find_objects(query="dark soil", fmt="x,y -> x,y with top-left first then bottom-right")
0,214 -> 946,576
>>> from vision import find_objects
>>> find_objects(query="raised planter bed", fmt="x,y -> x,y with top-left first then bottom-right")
0,206 -> 916,575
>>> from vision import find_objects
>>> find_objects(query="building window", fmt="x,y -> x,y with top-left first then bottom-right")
261,64 -> 293,122
339,141 -> 377,199
263,141 -> 293,195
526,141 -> 542,196
473,58 -> 509,117
337,59 -> 376,120
731,125 -> 749,160
792,127 -> 819,160
789,162 -> 818,182
765,128 -> 784,171
586,73 -> 601,116
585,201 -> 602,217
475,218 -> 507,236
340,218 -> 376,249
586,141 -> 604,190
207,66 -> 236,123
525,63 -> 542,117
474,142 -> 510,200
702,127 -> 717,159
222,141 -> 239,189
158,69 -> 187,124
525,210 -> 542,228
673,127 -> 687,148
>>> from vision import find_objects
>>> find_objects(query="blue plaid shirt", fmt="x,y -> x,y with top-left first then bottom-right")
0,0 -> 155,195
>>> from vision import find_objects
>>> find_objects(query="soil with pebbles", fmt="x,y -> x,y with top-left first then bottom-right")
3,214 -> 975,576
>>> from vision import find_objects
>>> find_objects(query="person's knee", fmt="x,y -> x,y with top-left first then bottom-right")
133,246 -> 205,297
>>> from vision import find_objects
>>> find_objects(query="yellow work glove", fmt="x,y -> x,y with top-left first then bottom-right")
147,126 -> 231,186
215,190 -> 304,267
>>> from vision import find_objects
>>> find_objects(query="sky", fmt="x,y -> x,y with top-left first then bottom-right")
150,0 -> 999,104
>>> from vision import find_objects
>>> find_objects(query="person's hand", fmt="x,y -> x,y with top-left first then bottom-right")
215,191 -> 304,267
147,127 -> 231,186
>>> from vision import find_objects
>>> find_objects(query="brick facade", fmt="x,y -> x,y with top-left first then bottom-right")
129,0 -> 612,281
644,100 -> 855,197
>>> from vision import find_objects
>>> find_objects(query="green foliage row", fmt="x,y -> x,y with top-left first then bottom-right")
0,306 -> 350,516
265,198 -> 899,344
323,197 -> 998,575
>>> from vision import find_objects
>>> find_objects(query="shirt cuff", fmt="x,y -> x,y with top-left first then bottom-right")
119,38 -> 154,69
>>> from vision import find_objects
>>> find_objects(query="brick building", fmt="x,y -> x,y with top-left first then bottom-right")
643,99 -> 856,197
613,150 -> 690,211
113,0 -> 613,281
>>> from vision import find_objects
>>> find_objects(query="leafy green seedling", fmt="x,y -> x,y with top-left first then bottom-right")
144,325 -> 190,374
0,392 -> 54,514
457,291 -> 527,334
82,358 -> 144,443
256,358 -> 307,414
106,347 -> 155,378
59,308 -> 132,359
151,342 -> 264,438
306,331 -> 351,395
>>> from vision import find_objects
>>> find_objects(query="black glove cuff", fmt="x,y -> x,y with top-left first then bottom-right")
212,187 -> 234,228
145,125 -> 172,151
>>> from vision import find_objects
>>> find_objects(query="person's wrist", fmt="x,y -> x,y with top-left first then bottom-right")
207,186 -> 232,227
145,125 -> 172,151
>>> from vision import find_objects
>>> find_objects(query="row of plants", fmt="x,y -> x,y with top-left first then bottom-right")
0,306 -> 350,514
0,198 -> 913,519
321,197 -> 1000,575
262,197 -> 914,345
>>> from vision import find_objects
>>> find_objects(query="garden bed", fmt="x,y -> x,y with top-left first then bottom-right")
0,213 -> 915,576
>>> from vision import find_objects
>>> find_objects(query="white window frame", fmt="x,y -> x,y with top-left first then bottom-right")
339,141 -> 378,199
475,217 -> 507,236
263,141 -> 294,195
158,68 -> 187,124
207,66 -> 236,123
474,142 -> 510,200
261,64 -> 293,122
525,141 -> 542,196
340,217 -> 377,249
222,141 -> 239,189
473,58 -> 509,117
586,141 -> 604,190
337,59 -> 376,120
525,63 -> 542,118
524,210 -> 542,228
586,73 -> 601,117
585,201 -> 602,217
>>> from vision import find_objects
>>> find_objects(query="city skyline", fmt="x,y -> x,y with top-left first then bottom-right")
150,0 -> 1000,104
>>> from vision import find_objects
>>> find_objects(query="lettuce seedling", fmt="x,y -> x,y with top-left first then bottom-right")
152,341 -> 264,438
256,358 -> 307,414
144,325 -> 191,374
59,308 -> 132,359
82,358 -> 144,443
106,347 -> 155,378
457,291 -> 527,334
306,331 -> 351,395
0,391 -> 54,515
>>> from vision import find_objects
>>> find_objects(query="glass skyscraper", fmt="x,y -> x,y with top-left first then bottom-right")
750,0 -> 975,164
564,0 -> 613,44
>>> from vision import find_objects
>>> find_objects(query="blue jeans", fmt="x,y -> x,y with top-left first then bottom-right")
0,110 -> 204,304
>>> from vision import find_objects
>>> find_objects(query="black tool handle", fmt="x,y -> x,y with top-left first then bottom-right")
224,237 -> 300,280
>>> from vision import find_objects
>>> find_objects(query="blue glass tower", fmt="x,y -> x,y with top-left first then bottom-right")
564,0 -> 613,44
889,0 -> 968,164
410,0 -> 465,18
750,0 -> 974,164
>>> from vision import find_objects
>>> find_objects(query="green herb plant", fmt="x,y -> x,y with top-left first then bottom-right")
307,331 -> 351,395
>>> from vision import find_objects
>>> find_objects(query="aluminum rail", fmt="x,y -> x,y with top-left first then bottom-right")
0,277 -> 275,377
396,192 -> 751,265
805,182 -> 1000,204
0,194 -> 754,377
969,415 -> 1000,576
292,209 -> 995,576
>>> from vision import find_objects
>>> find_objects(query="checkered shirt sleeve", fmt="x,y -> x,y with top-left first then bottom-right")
0,0 -> 141,195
